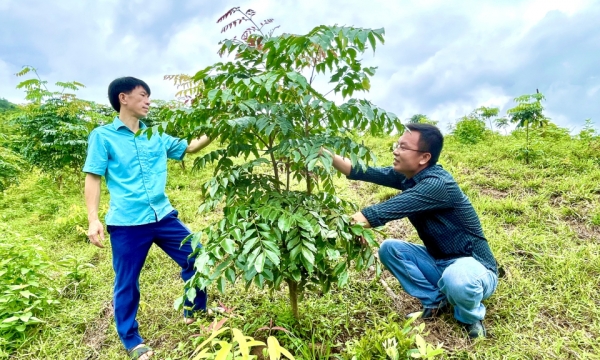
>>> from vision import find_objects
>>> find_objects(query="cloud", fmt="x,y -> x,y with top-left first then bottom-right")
374,1 -> 600,130
0,0 -> 597,132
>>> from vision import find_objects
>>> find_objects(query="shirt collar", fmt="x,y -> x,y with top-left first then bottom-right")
411,164 -> 441,183
111,116 -> 148,131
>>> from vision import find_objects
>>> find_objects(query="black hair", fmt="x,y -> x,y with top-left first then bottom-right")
107,77 -> 151,112
405,123 -> 444,165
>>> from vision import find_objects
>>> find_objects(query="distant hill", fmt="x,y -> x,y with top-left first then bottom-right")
0,98 -> 17,112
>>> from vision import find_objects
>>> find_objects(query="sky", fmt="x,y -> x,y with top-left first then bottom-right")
1,0 -> 599,133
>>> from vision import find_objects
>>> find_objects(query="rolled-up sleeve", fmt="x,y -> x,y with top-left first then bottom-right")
82,130 -> 108,176
164,134 -> 188,161
360,177 -> 451,227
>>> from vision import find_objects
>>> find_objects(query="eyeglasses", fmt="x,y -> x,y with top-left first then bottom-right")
393,142 -> 427,153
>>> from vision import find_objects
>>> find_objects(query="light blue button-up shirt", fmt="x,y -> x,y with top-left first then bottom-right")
83,117 -> 188,226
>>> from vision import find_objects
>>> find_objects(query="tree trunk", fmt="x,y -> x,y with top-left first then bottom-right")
526,124 -> 530,164
305,171 -> 313,195
288,279 -> 299,319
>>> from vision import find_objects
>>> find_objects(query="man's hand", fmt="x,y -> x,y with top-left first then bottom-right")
87,219 -> 105,248
351,211 -> 371,246
85,173 -> 104,248
351,211 -> 371,228
320,147 -> 352,176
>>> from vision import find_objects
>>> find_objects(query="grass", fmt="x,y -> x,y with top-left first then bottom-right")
1,129 -> 599,359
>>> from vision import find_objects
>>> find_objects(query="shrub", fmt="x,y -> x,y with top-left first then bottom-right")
452,116 -> 487,144
345,313 -> 444,359
0,147 -> 25,192
0,239 -> 59,354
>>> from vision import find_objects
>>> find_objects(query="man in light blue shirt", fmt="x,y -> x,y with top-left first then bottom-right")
84,77 -> 211,359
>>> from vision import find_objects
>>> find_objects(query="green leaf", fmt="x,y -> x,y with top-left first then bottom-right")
2,316 -> 19,323
217,276 -> 226,294
301,241 -> 317,253
297,218 -> 313,232
291,269 -> 301,282
278,215 -> 290,232
242,237 -> 259,255
19,312 -> 32,323
225,268 -> 236,283
337,269 -> 349,287
301,246 -> 315,265
220,238 -> 236,254
186,287 -> 197,302
20,290 -> 34,298
286,71 -> 308,89
333,261 -> 346,275
264,249 -> 280,266
289,243 -> 302,261
367,32 -> 377,52
254,252 -> 266,273
307,158 -> 318,171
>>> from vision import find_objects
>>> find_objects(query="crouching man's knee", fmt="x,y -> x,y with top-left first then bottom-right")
438,257 -> 497,308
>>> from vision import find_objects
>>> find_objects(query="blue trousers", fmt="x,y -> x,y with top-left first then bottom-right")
379,239 -> 497,325
107,210 -> 207,350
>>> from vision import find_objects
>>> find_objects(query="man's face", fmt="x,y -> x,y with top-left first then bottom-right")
392,131 -> 429,176
121,86 -> 150,118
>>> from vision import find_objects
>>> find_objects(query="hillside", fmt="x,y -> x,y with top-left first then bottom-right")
1,128 -> 599,359
0,98 -> 16,112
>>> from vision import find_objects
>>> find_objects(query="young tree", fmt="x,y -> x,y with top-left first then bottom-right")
10,66 -> 110,188
494,117 -> 510,135
408,114 -> 438,126
162,7 -> 402,319
474,106 -> 499,133
507,92 -> 549,164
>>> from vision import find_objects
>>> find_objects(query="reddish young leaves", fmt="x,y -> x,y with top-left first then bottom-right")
217,7 -> 239,23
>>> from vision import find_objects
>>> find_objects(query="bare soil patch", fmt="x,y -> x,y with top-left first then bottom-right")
383,219 -> 417,241
477,187 -> 510,199
83,300 -> 113,359
569,221 -> 600,242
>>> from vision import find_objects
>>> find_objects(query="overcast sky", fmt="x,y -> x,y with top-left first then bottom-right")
1,0 -> 598,132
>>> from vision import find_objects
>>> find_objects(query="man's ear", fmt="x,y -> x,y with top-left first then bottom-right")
118,92 -> 127,106
419,152 -> 432,165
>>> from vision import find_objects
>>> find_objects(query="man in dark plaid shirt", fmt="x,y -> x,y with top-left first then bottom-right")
329,123 -> 498,338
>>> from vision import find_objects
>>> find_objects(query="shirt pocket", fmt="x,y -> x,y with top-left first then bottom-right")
148,149 -> 167,174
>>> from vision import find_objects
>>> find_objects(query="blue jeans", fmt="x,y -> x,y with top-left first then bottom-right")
107,210 -> 207,350
379,239 -> 497,324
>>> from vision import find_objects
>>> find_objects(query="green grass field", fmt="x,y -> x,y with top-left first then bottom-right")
1,129 -> 599,359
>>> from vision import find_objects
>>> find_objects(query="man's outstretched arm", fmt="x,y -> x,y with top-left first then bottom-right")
322,148 -> 352,176
185,135 -> 211,154
85,173 -> 105,248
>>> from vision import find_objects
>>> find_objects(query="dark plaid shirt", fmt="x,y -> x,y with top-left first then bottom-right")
348,164 -> 497,274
